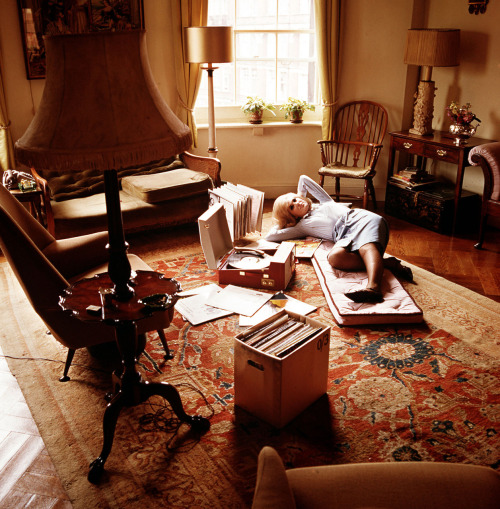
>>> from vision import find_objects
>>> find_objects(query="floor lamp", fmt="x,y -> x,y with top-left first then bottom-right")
404,29 -> 460,136
185,26 -> 234,158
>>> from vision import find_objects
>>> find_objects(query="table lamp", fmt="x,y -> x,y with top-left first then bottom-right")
15,31 -> 192,301
184,26 -> 233,157
404,28 -> 460,136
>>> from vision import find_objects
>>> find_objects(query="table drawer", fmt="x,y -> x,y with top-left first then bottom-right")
392,137 -> 424,155
423,144 -> 459,164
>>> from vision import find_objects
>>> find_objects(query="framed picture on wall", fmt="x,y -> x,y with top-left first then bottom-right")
17,0 -> 145,80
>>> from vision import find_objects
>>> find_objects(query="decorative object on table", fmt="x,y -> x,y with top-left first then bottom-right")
17,0 -> 144,80
404,29 -> 460,136
2,169 -> 35,190
241,96 -> 276,124
185,26 -> 234,157
14,30 -> 210,483
280,97 -> 315,123
446,101 -> 481,146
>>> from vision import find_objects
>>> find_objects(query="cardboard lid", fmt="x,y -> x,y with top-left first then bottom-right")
198,203 -> 233,270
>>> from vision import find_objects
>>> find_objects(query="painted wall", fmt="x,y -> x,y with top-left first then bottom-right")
1,0 -> 499,199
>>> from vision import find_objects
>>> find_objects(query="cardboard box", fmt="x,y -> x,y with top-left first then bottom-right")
234,310 -> 330,428
198,203 -> 295,290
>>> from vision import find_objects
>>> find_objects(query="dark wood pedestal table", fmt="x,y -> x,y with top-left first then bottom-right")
59,270 -> 210,484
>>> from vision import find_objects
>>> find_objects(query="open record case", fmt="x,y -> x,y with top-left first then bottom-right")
198,203 -> 295,290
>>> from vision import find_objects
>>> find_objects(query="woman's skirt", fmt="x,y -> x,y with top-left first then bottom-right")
333,208 -> 389,253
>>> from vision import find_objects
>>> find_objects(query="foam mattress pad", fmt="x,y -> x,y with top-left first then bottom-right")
312,241 -> 424,326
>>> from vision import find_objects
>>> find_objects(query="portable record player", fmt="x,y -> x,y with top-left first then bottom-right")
198,203 -> 295,290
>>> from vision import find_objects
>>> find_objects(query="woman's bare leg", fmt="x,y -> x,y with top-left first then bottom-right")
327,243 -> 385,303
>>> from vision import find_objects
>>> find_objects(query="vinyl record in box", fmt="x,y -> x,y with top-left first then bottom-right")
198,203 -> 295,290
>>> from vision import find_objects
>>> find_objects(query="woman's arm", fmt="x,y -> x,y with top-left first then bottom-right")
297,175 -> 332,204
265,221 -> 310,241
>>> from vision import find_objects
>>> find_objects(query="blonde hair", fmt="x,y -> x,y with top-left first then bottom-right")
272,193 -> 313,229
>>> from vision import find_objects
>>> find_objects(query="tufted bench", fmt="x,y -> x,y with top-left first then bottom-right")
32,151 -> 221,239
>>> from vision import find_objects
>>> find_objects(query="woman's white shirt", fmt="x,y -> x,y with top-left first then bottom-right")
265,176 -> 349,242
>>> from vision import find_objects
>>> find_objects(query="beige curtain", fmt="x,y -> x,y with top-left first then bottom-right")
0,56 -> 15,172
314,0 -> 341,140
170,0 -> 208,148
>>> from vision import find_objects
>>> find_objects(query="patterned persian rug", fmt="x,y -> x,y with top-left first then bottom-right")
0,254 -> 499,509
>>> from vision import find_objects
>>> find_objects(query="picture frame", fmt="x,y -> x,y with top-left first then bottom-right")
17,0 -> 145,80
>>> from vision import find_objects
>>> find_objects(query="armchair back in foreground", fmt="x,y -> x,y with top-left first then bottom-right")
252,446 -> 500,509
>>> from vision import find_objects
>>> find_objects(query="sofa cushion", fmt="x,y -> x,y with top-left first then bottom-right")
121,168 -> 213,203
38,157 -> 184,201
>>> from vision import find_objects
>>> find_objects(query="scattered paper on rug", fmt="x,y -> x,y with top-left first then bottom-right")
312,241 -> 423,325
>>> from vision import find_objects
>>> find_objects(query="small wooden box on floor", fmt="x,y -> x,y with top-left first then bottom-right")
385,182 -> 481,233
234,310 -> 330,428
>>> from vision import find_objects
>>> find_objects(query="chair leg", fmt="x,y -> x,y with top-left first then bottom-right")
59,348 -> 75,382
319,174 -> 325,187
474,211 -> 488,249
335,177 -> 340,202
157,329 -> 174,360
368,179 -> 377,210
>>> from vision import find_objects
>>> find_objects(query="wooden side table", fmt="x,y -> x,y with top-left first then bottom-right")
60,270 -> 210,483
387,130 -> 496,232
9,187 -> 45,226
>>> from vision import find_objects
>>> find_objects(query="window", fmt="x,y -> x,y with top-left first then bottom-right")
195,0 -> 318,115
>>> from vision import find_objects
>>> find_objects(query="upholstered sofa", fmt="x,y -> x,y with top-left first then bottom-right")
32,151 -> 221,239
252,446 -> 500,509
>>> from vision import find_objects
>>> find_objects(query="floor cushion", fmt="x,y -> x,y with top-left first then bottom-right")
312,241 -> 424,326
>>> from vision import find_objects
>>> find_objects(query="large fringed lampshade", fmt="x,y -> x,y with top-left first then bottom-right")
404,28 -> 460,136
15,31 -> 192,300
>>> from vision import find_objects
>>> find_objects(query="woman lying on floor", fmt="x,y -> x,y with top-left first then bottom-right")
265,175 -> 413,303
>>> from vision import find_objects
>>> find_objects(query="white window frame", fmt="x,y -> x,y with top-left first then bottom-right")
194,2 -> 321,124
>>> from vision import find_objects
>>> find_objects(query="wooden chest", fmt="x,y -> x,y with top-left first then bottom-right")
384,182 -> 481,233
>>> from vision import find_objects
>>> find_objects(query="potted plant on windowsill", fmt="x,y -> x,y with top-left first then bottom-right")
241,96 -> 276,124
281,97 -> 315,123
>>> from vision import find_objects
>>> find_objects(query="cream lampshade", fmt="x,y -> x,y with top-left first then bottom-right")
185,26 -> 234,157
404,28 -> 460,136
15,31 -> 191,300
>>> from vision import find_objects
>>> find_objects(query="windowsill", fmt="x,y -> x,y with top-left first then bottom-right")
196,120 -> 322,129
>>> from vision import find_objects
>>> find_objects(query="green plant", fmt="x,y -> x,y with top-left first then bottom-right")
280,97 -> 315,119
241,96 -> 276,115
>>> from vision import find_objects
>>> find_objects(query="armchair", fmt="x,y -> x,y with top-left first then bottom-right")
318,101 -> 388,209
468,142 -> 500,249
0,184 -> 173,382
252,446 -> 500,509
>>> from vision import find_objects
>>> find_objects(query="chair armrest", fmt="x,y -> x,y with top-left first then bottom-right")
31,167 -> 55,236
180,151 -> 222,186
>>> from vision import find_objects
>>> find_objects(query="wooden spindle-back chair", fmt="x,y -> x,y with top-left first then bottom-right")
317,101 -> 388,209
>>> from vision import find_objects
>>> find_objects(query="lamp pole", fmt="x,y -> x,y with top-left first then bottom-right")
204,64 -> 218,157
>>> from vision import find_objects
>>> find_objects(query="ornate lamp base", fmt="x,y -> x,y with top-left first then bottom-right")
409,80 -> 436,136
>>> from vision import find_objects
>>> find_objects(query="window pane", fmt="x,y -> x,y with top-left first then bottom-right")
278,0 -> 314,29
209,0 -> 235,25
197,64 -> 235,107
277,60 -> 315,103
236,0 -> 277,28
236,33 -> 276,59
236,62 -> 276,104
277,33 -> 315,59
